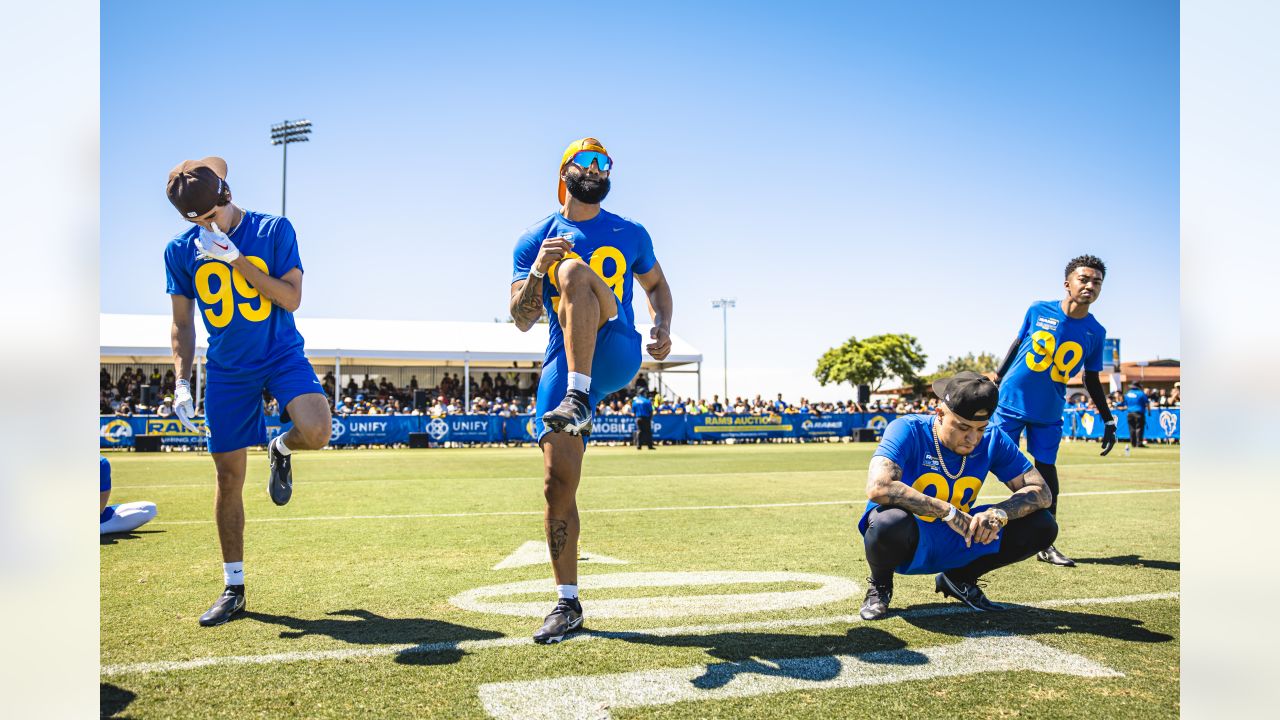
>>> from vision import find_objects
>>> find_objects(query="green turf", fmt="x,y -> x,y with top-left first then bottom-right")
101,441 -> 1179,718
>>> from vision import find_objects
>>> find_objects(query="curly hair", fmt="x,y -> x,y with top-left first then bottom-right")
1065,254 -> 1106,280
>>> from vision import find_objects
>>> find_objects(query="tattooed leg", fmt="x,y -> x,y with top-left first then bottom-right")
542,432 -> 584,586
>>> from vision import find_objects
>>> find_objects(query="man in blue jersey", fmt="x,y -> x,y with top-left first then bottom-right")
164,157 -> 332,626
1123,382 -> 1150,449
858,373 -> 1054,620
992,255 -> 1117,568
632,389 -> 655,450
509,138 -> 674,643
99,456 -> 158,535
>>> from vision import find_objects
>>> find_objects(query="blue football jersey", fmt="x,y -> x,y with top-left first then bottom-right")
632,396 -> 653,417
1124,389 -> 1149,412
511,209 -> 657,356
997,300 -> 1106,425
100,456 -> 111,493
164,210 -> 306,375
869,415 -> 1032,521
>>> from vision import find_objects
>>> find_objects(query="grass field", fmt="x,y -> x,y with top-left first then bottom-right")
100,440 -> 1179,719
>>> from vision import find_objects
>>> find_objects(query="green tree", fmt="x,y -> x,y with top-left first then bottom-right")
814,334 -> 927,392
925,352 -> 1000,383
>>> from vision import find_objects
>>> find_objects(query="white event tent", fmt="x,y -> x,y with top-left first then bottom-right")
100,313 -> 703,410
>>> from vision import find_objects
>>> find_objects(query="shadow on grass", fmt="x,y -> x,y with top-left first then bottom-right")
244,609 -> 503,666
901,603 -> 1175,644
1074,554 -> 1180,572
603,626 -> 923,689
100,682 -> 136,718
100,530 -> 165,546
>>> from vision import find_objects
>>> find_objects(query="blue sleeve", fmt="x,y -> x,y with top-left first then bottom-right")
100,456 -> 111,493
1084,322 -> 1106,372
872,418 -> 914,468
512,230 -> 540,284
631,222 -> 657,275
164,240 -> 195,298
273,218 -> 303,275
989,429 -> 1034,484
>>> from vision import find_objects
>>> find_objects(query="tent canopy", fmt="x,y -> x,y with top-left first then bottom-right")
100,314 -> 702,370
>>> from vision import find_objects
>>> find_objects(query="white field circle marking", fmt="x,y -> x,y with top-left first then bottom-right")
450,571 -> 861,619
477,634 -> 1123,720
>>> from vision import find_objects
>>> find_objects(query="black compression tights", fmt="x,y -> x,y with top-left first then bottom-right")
862,505 -> 1058,585
1035,461 -> 1060,517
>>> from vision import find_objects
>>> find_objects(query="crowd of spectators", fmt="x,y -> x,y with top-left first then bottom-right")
102,365 -> 1181,420
1067,381 -> 1182,414
100,366 -> 180,416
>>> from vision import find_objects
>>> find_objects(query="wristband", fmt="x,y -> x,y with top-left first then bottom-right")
176,379 -> 190,389
941,505 -> 957,523
530,267 -> 546,279
1104,419 -> 1116,427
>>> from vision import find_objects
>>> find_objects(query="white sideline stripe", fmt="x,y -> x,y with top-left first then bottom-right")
477,634 -> 1123,720
113,460 -> 1180,490
148,488 -> 1179,526
99,591 -> 1178,677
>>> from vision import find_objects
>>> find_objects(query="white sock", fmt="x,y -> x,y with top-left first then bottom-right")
556,584 -> 578,601
273,434 -> 293,456
224,561 -> 245,587
567,372 -> 591,394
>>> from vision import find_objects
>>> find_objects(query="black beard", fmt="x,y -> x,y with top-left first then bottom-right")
565,174 -> 611,204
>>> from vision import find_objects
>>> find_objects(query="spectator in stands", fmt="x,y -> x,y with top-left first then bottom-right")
158,396 -> 175,418
115,398 -> 134,417
346,377 -> 359,397
100,367 -> 111,391
1170,382 -> 1180,406
163,369 -> 176,395
409,375 -> 419,391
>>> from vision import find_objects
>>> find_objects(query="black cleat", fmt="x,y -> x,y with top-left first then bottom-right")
860,578 -> 893,621
935,573 -> 1004,612
532,597 -> 584,644
542,390 -> 593,437
199,586 -> 246,627
1037,545 -> 1076,567
268,439 -> 293,506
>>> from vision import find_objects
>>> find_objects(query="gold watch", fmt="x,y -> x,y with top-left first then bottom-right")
990,508 -> 1009,527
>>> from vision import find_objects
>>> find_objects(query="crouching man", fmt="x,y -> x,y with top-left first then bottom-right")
857,372 -> 1056,620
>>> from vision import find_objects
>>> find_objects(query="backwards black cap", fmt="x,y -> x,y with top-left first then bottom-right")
166,156 -> 230,219
931,371 -> 999,422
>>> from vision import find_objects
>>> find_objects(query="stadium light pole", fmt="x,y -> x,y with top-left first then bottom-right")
270,119 -> 312,216
712,298 -> 736,403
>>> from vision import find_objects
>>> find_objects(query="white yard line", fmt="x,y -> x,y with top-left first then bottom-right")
478,634 -> 1124,720
148,489 -> 1179,526
100,591 -> 1178,677
114,460 -> 1179,490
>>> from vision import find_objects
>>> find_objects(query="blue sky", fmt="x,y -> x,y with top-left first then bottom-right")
101,0 -> 1178,401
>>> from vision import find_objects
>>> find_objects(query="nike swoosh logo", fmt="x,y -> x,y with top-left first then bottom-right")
213,241 -> 229,250
613,227 -> 624,231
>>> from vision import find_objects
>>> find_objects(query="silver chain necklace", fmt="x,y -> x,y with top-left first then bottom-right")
931,417 -> 966,480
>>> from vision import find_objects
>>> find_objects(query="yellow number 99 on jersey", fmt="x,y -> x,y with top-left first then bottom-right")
1024,330 -> 1084,383
194,256 -> 272,328
912,472 -> 983,522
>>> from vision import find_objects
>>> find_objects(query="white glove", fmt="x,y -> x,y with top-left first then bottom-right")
174,380 -> 208,436
195,222 -> 241,263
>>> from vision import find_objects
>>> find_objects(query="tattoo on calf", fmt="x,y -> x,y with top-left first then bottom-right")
547,519 -> 569,560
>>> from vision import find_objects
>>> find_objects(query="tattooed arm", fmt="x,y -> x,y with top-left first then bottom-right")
510,278 -> 545,332
866,456 -> 972,537
510,234 -> 574,332
992,466 -> 1052,519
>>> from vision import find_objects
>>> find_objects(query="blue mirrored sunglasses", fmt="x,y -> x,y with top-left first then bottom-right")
570,150 -> 612,172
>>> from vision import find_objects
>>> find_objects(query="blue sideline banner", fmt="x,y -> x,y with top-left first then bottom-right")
1062,408 -> 1180,441
328,415 -> 421,446
104,409 -> 994,448
420,415 -> 501,444
685,414 -> 795,441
